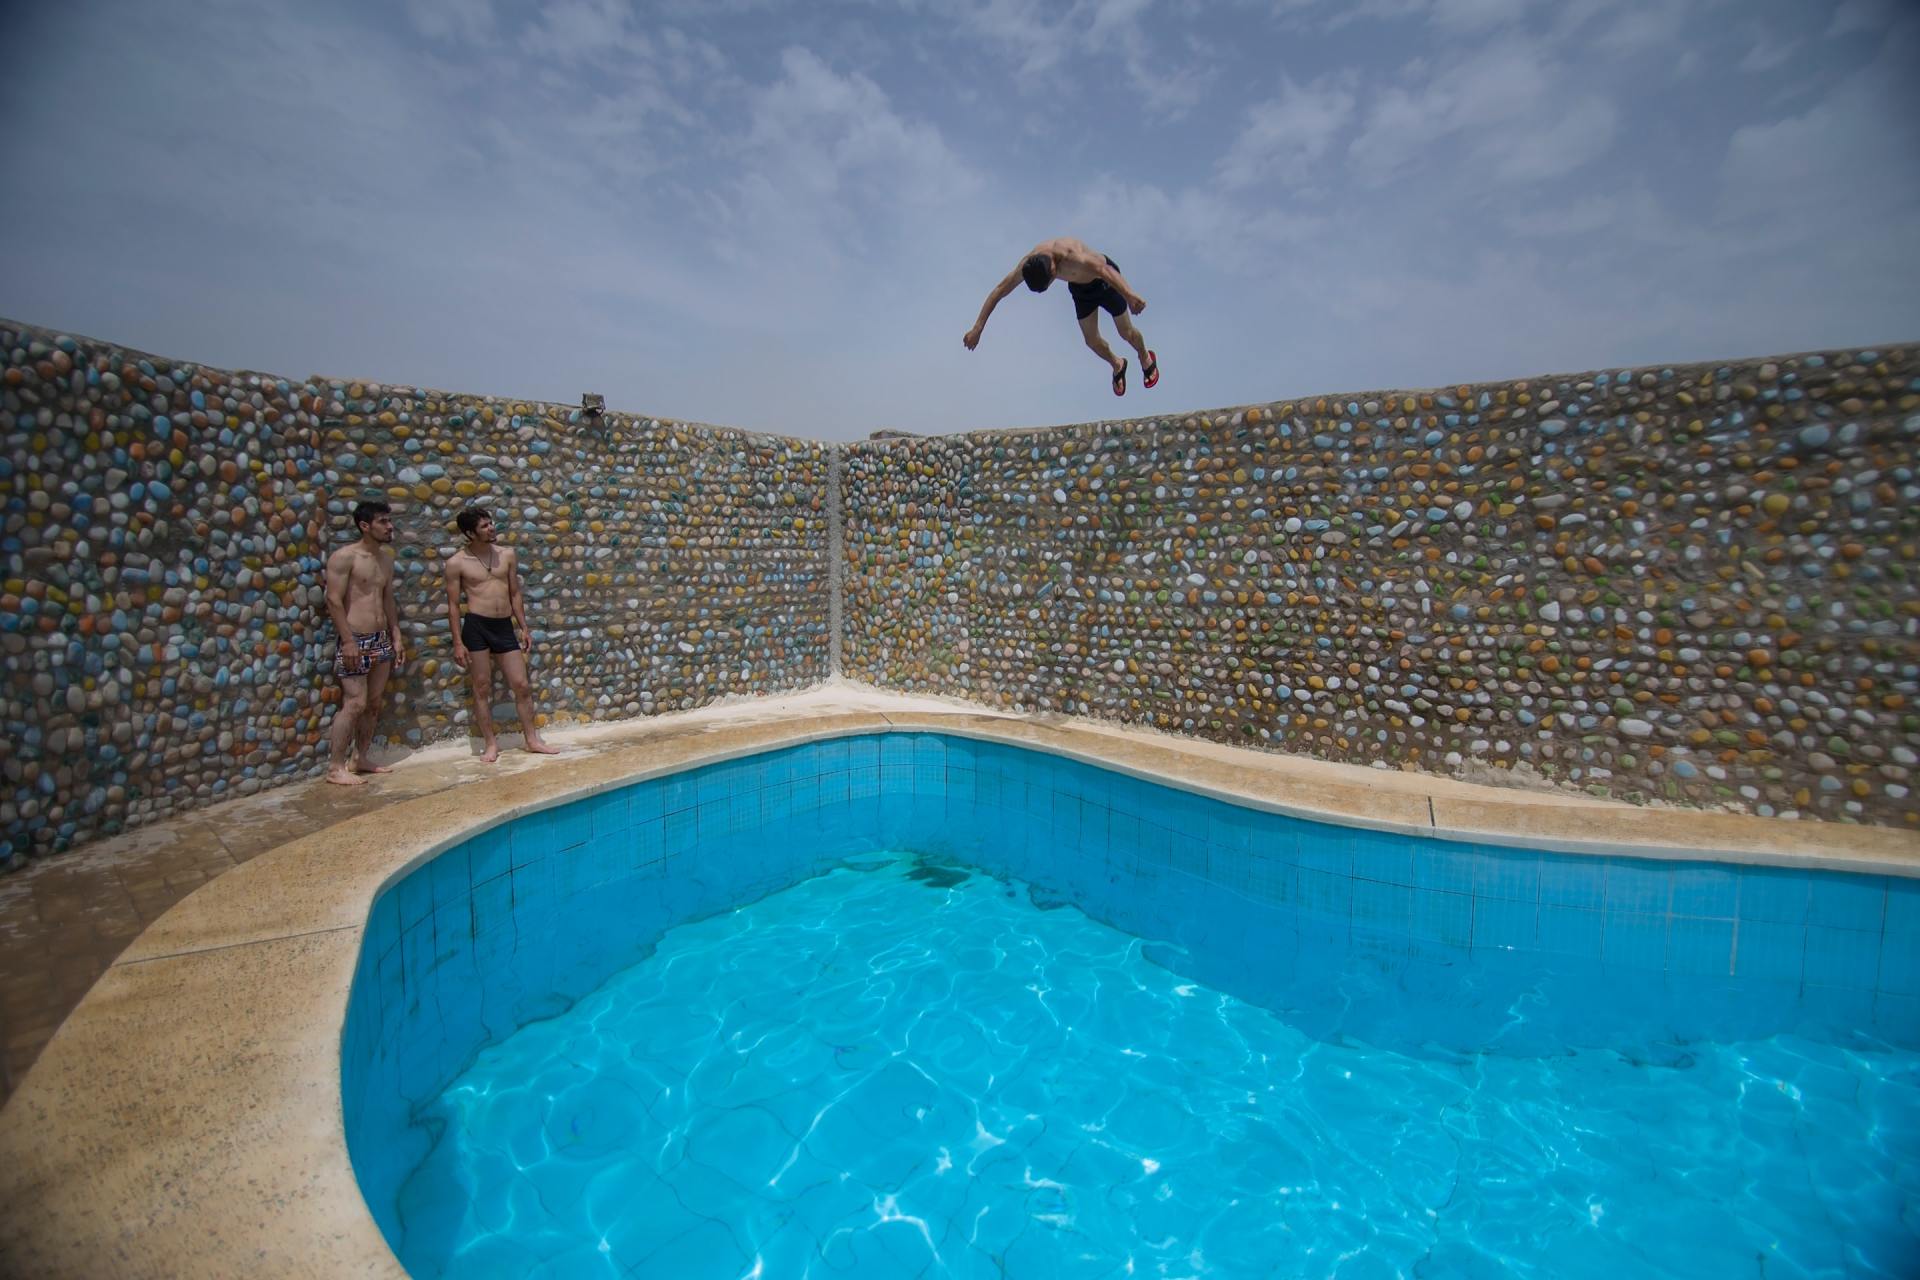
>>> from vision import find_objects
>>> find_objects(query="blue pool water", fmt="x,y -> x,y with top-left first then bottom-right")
391,855 -> 1919,1278
343,734 -> 1920,1277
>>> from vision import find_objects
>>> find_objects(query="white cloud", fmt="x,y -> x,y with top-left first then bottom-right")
740,47 -> 977,208
1826,0 -> 1895,39
1347,38 -> 1617,185
1217,75 -> 1356,189
404,0 -> 496,43
520,0 -> 653,64
1738,31 -> 1798,72
948,0 -> 1204,114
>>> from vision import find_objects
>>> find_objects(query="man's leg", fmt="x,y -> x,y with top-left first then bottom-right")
1114,313 -> 1150,364
327,674 -> 369,785
468,649 -> 500,763
353,661 -> 395,774
1078,312 -> 1125,375
494,651 -> 559,754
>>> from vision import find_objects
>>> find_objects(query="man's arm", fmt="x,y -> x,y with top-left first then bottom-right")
1099,260 -> 1146,314
444,558 -> 469,668
963,266 -> 1024,349
382,551 -> 405,665
324,549 -> 359,664
507,551 -> 531,649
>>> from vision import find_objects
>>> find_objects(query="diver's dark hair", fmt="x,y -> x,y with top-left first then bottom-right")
352,500 -> 391,531
456,506 -> 491,537
1020,253 -> 1055,292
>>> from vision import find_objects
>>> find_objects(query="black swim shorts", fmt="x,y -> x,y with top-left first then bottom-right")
1068,256 -> 1127,320
460,613 -> 521,654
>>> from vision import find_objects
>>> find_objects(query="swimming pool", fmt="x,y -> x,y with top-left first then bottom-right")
341,732 -> 1920,1276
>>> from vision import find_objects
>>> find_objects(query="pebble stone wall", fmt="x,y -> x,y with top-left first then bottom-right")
0,320 -> 830,865
844,346 -> 1920,827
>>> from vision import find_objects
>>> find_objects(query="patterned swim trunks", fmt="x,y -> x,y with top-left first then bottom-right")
334,630 -> 395,677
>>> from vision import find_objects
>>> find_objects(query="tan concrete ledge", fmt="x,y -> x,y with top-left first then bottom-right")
3,691 -> 1915,1278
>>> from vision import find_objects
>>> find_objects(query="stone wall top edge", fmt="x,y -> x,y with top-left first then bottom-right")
847,338 -> 1920,451
0,314 -> 829,452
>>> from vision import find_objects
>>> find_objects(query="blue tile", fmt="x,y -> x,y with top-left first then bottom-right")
548,802 -> 590,851
1807,875 -> 1888,931
1471,897 -> 1536,952
1875,926 -> 1920,997
1254,819 -> 1301,865
879,734 -> 914,769
1886,878 -> 1920,957
366,890 -> 401,951
1296,828 -> 1352,876
585,790 -> 630,840
696,763 -> 740,805
1666,864 -> 1737,918
429,843 -> 471,911
1412,842 -> 1476,894
1411,888 -> 1473,948
663,774 -> 697,814
1351,829 -> 1414,886
1351,879 -> 1414,933
1298,867 -> 1352,920
1536,905 -> 1603,962
468,827 -> 512,885
1604,859 -> 1672,914
1474,848 -> 1540,903
396,866 -> 434,933
664,809 -> 698,858
1738,869 -> 1811,925
697,796 -> 732,839
1733,920 -> 1805,984
628,780 -> 664,822
1538,856 -> 1606,909
1206,808 -> 1257,855
1601,910 -> 1668,971
1802,924 -> 1881,990
1167,828 -> 1208,878
470,871 -> 516,944
1873,991 -> 1920,1044
847,737 -> 880,771
1667,917 -> 1734,977
1237,853 -> 1298,908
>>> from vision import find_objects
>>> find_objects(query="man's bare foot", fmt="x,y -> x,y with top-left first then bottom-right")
525,739 -> 561,756
325,767 -> 369,787
479,743 -> 501,764
352,760 -> 394,775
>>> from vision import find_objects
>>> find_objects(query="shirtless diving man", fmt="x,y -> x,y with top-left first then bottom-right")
323,500 -> 405,786
444,507 -> 558,762
963,236 -> 1159,397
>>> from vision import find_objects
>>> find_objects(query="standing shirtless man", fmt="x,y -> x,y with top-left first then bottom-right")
963,236 -> 1159,397
444,507 -> 559,762
324,500 -> 405,786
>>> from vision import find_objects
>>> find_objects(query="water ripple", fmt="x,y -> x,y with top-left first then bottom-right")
396,856 -> 1920,1278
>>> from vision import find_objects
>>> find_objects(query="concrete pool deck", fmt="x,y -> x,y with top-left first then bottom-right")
2,682 -> 1916,1277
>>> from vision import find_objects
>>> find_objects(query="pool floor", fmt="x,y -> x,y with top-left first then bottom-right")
390,854 -> 1920,1278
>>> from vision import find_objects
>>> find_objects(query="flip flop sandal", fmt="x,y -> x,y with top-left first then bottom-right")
1142,350 -> 1159,389
1112,358 -> 1128,396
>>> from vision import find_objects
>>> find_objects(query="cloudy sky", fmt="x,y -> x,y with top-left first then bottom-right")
3,0 -> 1915,441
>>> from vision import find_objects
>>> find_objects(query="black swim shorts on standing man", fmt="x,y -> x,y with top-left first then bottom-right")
1068,256 -> 1128,319
460,613 -> 521,654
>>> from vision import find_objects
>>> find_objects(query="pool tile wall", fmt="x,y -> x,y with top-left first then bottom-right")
843,346 -> 1920,827
0,319 -> 831,861
344,732 -> 1920,1254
